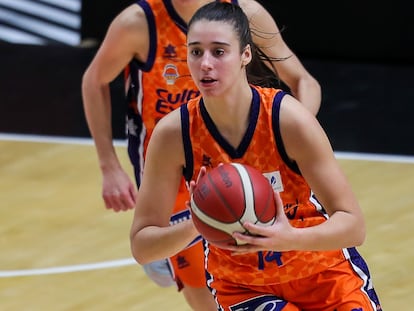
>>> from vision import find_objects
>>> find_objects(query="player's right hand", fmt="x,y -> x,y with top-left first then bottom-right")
102,168 -> 137,212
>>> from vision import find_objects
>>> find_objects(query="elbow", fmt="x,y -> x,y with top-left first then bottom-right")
351,217 -> 366,247
130,230 -> 151,265
81,65 -> 102,95
130,242 -> 147,265
291,75 -> 322,116
311,75 -> 321,93
355,222 -> 366,247
81,68 -> 92,94
309,76 -> 322,114
131,247 -> 148,266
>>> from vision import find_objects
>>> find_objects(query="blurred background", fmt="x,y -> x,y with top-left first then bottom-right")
0,0 -> 413,154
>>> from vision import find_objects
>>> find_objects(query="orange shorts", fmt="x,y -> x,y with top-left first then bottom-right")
168,238 -> 206,289
210,260 -> 382,311
168,182 -> 207,290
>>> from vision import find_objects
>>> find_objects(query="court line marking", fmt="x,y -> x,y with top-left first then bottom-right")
0,259 -> 137,277
1,132 -> 413,278
0,132 -> 127,146
334,151 -> 414,163
0,133 -> 137,278
2,132 -> 414,163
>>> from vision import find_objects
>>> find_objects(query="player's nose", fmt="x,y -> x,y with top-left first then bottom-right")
200,53 -> 213,71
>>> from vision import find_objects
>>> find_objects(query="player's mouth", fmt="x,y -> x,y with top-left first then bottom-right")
200,77 -> 217,86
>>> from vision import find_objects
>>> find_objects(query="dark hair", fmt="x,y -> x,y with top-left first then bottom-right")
188,2 -> 287,88
188,2 -> 251,53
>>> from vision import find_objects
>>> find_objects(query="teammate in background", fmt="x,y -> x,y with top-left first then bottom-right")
82,0 -> 320,310
129,2 -> 382,310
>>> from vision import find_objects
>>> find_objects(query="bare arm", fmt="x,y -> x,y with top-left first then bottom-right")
232,95 -> 364,252
81,5 -> 148,211
240,0 -> 321,115
279,96 -> 365,249
130,109 -> 199,264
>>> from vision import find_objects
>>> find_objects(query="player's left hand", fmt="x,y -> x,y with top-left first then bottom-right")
228,191 -> 296,254
186,166 -> 207,195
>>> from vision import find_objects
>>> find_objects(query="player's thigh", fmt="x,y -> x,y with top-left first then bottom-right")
181,286 -> 217,311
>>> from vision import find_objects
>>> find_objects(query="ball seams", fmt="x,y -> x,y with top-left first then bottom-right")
190,163 -> 277,247
207,165 -> 244,223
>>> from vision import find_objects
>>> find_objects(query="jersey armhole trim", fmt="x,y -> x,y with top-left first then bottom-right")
180,104 -> 193,182
135,0 -> 157,71
272,91 -> 301,175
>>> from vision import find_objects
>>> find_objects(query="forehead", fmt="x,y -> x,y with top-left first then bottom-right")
187,20 -> 236,42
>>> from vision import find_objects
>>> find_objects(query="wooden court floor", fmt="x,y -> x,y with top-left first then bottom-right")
1,137 -> 413,310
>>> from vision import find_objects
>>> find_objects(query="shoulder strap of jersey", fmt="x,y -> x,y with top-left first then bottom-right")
180,103 -> 194,182
132,0 -> 156,71
271,91 -> 301,174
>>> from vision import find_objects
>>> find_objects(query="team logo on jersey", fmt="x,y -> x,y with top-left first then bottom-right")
202,154 -> 213,167
230,295 -> 287,311
176,255 -> 190,269
263,171 -> 283,192
284,199 -> 299,220
163,44 -> 177,58
163,64 -> 179,85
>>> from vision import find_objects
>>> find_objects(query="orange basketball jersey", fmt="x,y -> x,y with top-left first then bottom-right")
124,0 -> 237,204
181,85 -> 357,285
124,0 -> 199,185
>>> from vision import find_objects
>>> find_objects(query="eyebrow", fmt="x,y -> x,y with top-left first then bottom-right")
187,41 -> 231,46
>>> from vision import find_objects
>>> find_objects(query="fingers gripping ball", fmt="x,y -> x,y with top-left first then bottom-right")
190,163 -> 276,248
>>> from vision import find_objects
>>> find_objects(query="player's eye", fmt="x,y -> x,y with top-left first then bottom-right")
214,49 -> 224,56
190,48 -> 202,56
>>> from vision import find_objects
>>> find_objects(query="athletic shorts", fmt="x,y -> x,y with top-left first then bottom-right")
168,239 -> 206,290
210,260 -> 382,310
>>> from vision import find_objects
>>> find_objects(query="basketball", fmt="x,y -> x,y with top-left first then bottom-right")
190,163 -> 276,248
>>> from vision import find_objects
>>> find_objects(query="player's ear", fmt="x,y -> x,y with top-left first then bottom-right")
241,44 -> 252,67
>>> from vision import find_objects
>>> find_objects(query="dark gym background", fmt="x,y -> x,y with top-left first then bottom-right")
1,0 -> 413,155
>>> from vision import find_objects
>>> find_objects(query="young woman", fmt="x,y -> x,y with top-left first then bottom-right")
130,2 -> 382,310
82,1 -> 320,310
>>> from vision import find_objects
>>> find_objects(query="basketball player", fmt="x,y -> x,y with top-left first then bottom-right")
82,0 -> 320,310
129,2 -> 382,310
